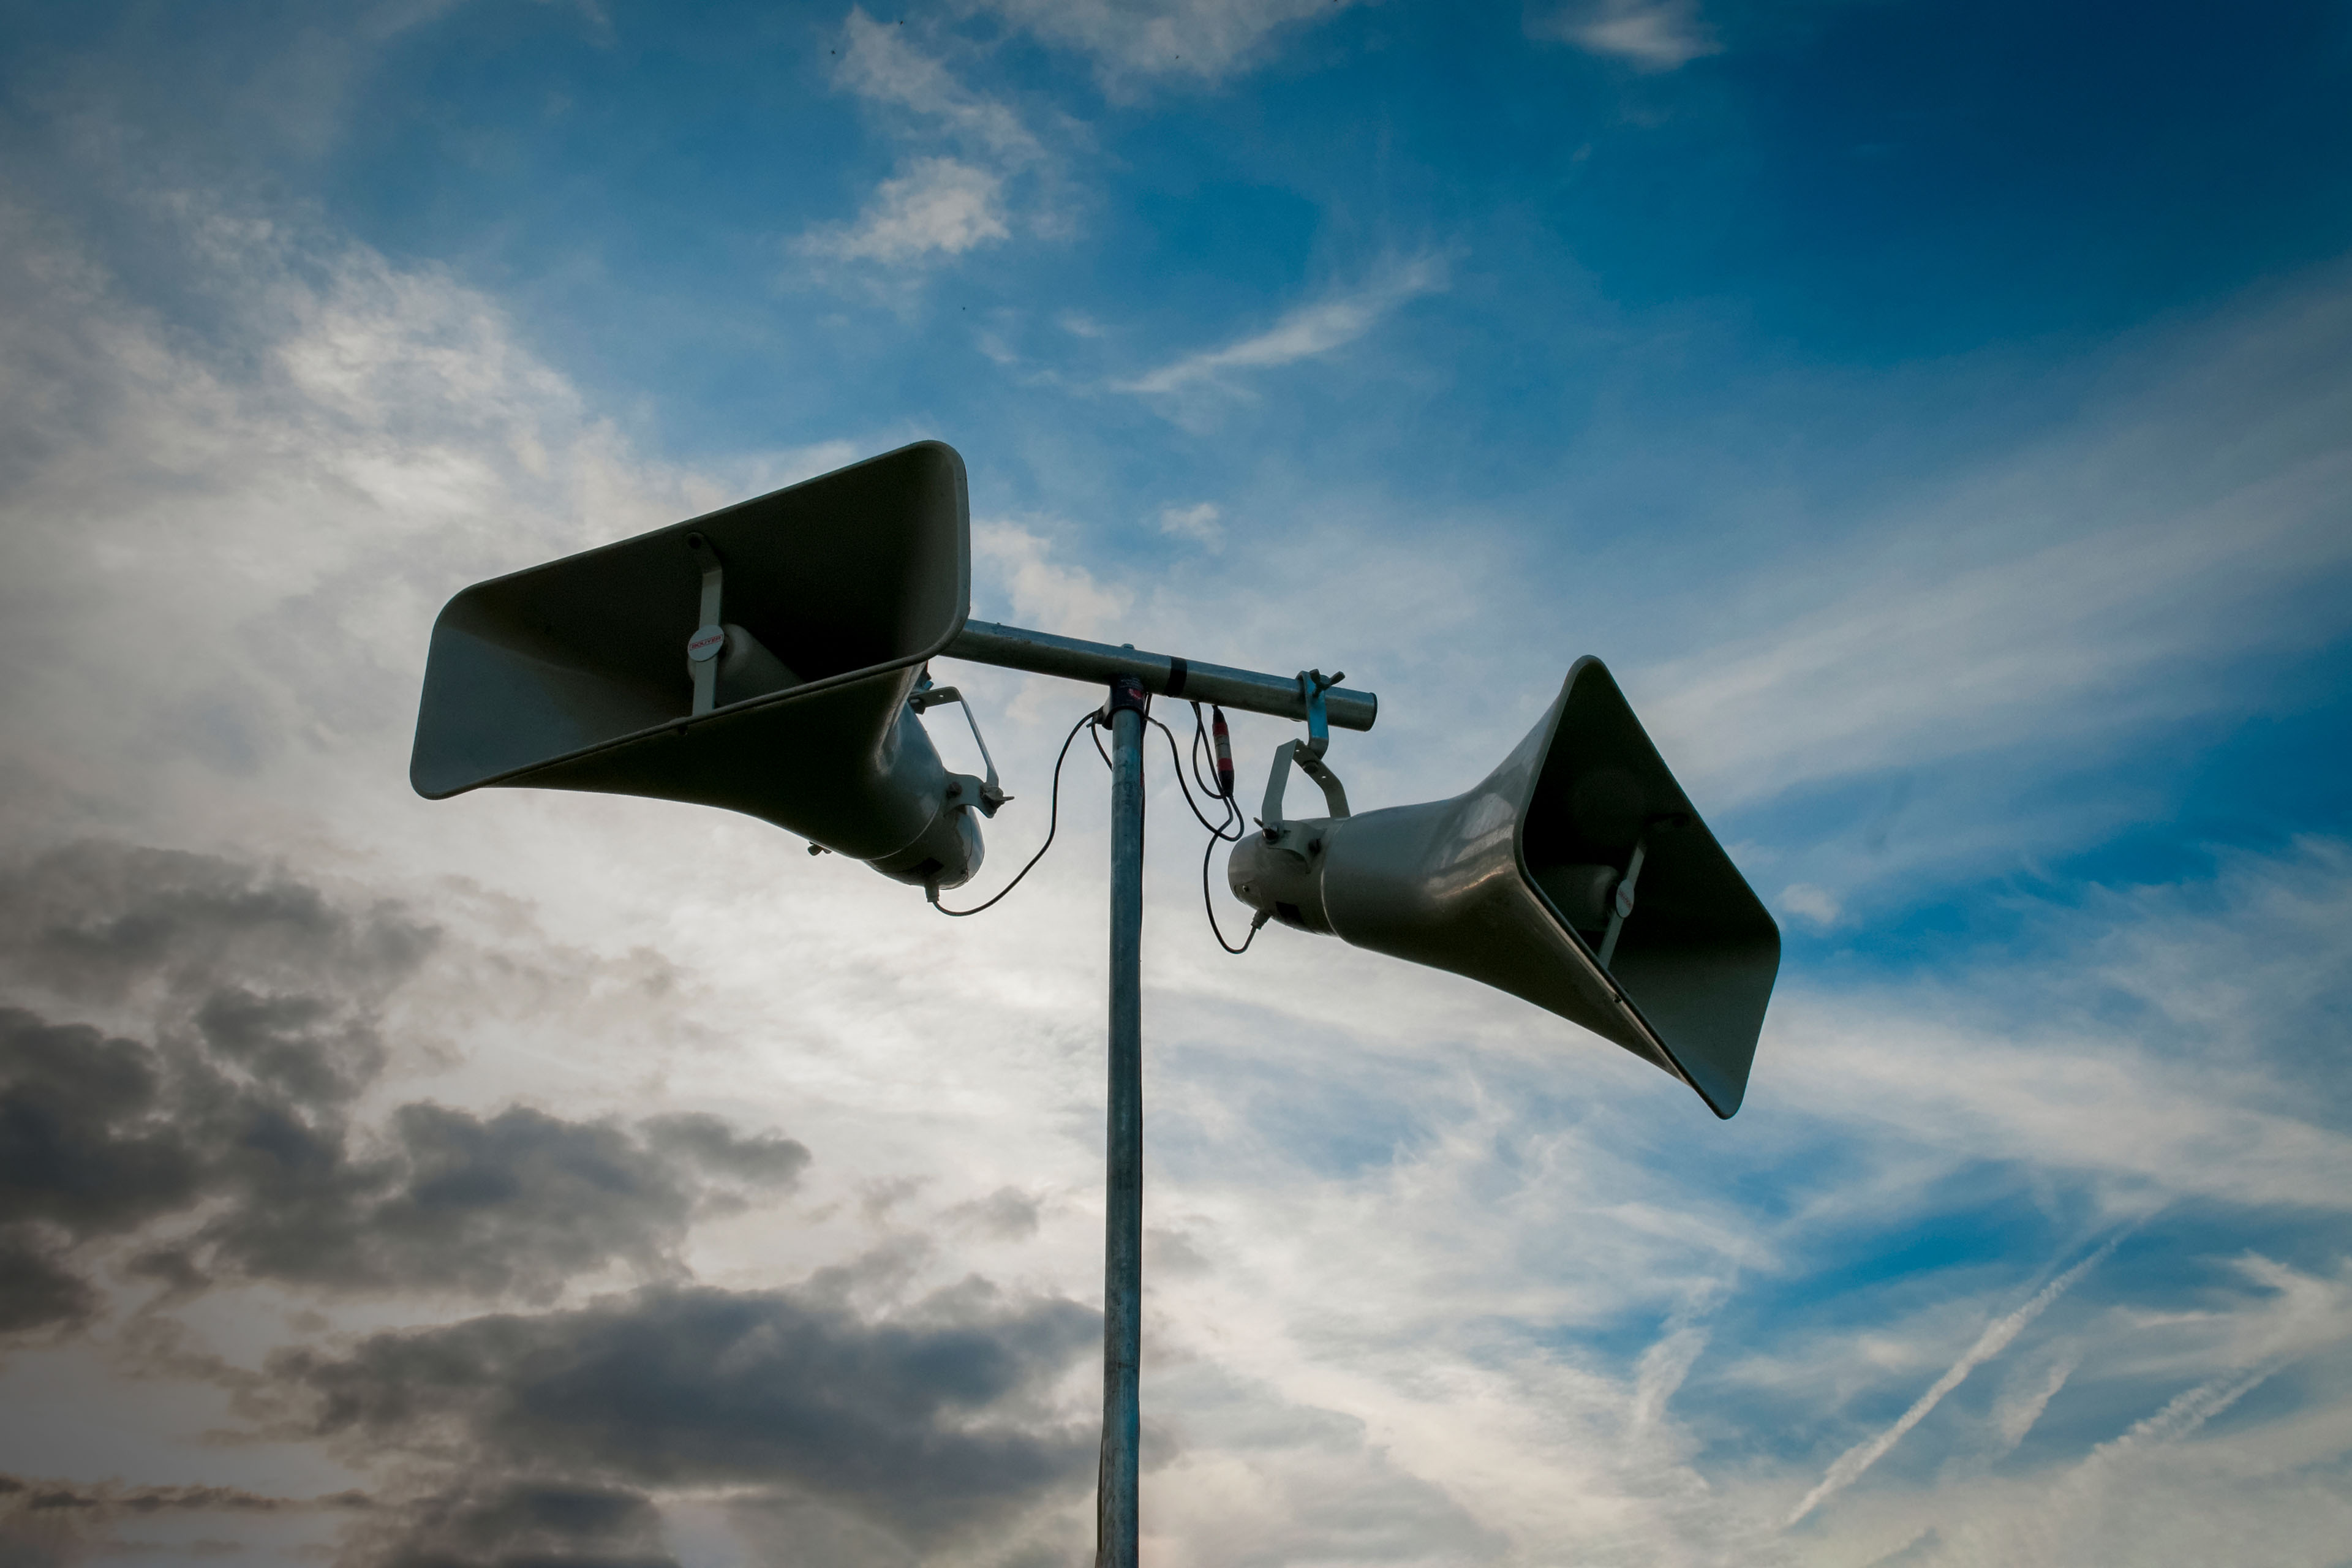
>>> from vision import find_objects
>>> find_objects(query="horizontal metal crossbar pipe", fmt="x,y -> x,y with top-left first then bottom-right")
946,620 -> 1379,731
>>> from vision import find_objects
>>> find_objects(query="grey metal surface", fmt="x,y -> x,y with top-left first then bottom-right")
1098,695 -> 1146,1568
949,620 -> 1378,732
1227,658 -> 1780,1118
1261,737 -> 1352,824
409,441 -> 987,888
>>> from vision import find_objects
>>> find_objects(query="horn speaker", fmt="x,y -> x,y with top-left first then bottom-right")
409,441 -> 988,889
1229,658 -> 1778,1116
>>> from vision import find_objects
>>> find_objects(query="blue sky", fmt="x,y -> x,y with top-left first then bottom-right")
2,2 -> 2351,1564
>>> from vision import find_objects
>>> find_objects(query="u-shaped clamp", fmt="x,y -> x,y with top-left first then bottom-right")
1260,741 -> 1350,837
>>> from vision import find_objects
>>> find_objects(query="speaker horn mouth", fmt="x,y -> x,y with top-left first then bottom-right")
1515,659 -> 1777,1116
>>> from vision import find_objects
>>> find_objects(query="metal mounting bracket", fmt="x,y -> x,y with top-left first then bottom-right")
1259,741 -> 1351,837
1595,834 -> 1648,971
685,532 -> 725,716
910,680 -> 1011,816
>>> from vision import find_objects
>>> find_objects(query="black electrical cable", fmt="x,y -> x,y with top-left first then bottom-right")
1148,714 -> 1238,838
1199,827 -> 1262,954
1186,701 -> 1222,801
929,707 -> 1098,917
1150,709 -> 1261,954
929,695 -> 1264,954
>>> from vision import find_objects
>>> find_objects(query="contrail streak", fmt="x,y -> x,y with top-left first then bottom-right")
1785,1234 -> 2123,1527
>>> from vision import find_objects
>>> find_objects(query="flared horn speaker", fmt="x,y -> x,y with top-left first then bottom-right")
410,440 -> 989,889
1229,658 -> 1778,1116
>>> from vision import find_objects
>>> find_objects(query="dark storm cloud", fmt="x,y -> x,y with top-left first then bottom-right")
0,1225 -> 96,1333
338,1479 -> 674,1568
0,843 -> 809,1332
0,1005 -> 812,1325
0,1471 -> 372,1568
192,1101 -> 643,1297
281,1278 -> 1098,1554
641,1112 -> 815,1188
194,1102 -> 810,1298
0,1472 -> 367,1515
0,1012 -> 198,1235
0,842 -> 437,1024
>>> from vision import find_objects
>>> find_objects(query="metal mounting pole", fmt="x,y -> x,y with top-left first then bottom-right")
1098,674 -> 1147,1568
949,619 -> 1378,733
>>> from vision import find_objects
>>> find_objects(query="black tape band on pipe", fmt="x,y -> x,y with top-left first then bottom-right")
1166,657 -> 1188,698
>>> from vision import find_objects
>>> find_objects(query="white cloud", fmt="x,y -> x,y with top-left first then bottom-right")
1627,283 -> 2352,820
1779,883 -> 1840,925
0,194 -> 744,867
837,6 -> 1044,165
1531,1 -> 1722,70
973,518 -> 1132,638
1989,1345 -> 2081,1457
794,9 -> 1054,281
1156,500 -> 1223,548
1641,478 -> 2352,806
1758,842 -> 2352,1231
1779,995 -> 2352,1219
12,156 -> 2352,1568
794,156 -> 1010,265
968,0 -> 1366,89
1787,1237 -> 2122,1526
1116,255 -> 1449,398
1885,1257 -> 2352,1567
